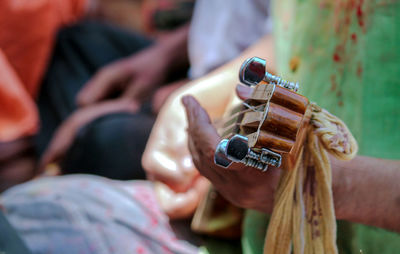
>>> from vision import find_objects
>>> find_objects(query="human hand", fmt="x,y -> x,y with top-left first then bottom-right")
77,45 -> 170,109
181,93 -> 281,213
39,100 -> 138,173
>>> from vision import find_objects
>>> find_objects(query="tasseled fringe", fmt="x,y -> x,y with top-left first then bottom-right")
263,103 -> 358,254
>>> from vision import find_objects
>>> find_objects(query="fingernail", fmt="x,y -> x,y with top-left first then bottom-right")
236,84 -> 250,93
236,84 -> 252,99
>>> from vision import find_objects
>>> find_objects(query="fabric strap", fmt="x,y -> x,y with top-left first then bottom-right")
263,103 -> 358,254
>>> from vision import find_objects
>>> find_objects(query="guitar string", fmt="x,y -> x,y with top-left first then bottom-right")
214,102 -> 266,127
213,83 -> 276,132
214,102 -> 268,134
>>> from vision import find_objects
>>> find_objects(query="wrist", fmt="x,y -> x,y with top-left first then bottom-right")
154,43 -> 175,71
331,157 -> 353,220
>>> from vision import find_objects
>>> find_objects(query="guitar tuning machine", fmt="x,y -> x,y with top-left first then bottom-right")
214,135 -> 282,172
239,57 -> 299,92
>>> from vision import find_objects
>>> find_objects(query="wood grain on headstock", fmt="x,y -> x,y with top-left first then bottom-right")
234,81 -> 310,159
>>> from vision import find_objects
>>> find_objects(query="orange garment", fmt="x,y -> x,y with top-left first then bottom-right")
0,0 -> 87,142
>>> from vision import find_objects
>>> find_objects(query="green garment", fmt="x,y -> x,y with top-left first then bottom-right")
243,0 -> 400,253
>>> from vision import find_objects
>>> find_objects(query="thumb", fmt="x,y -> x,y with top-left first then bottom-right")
182,95 -> 220,156
181,95 -> 213,129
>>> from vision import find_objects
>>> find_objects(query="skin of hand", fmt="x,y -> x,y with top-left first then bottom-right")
76,47 -> 169,110
38,100 -> 138,174
76,24 -> 189,109
142,35 -> 275,218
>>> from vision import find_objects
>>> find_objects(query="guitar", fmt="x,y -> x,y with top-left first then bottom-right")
191,57 -> 311,238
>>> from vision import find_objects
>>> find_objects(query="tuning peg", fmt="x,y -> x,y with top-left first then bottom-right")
214,135 -> 282,172
214,139 -> 232,168
239,57 -> 299,92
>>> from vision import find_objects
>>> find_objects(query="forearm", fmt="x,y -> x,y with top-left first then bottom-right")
155,24 -> 191,75
332,156 -> 400,232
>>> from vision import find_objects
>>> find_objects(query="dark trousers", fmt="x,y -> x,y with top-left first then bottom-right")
35,22 -> 155,180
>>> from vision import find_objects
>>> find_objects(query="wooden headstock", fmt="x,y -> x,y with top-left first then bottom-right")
192,57 -> 312,237
214,57 -> 311,171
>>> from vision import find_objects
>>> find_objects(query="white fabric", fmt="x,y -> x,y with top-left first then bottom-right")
188,0 -> 272,79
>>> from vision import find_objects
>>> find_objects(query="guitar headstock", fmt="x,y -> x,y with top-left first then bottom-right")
214,57 -> 310,171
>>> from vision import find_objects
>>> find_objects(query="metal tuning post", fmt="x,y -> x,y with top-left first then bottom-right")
239,57 -> 299,92
214,135 -> 282,172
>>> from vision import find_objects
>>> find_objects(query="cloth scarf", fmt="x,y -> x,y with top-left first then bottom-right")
263,103 -> 358,254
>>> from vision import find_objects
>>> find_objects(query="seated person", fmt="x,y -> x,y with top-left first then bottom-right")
0,0 -> 192,191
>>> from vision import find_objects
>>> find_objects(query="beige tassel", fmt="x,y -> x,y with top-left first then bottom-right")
264,103 -> 358,254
